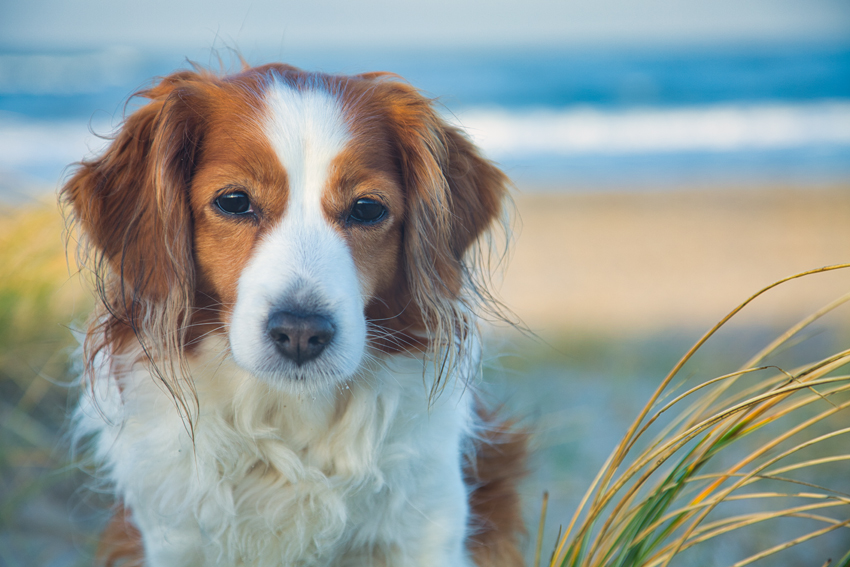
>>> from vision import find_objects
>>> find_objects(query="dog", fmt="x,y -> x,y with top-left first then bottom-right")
63,63 -> 526,567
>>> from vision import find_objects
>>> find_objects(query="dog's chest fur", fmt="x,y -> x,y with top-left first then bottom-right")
76,337 -> 476,567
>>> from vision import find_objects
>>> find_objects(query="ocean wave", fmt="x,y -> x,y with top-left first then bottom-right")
3,101 -> 849,190
453,101 -> 850,157
0,114 -> 110,186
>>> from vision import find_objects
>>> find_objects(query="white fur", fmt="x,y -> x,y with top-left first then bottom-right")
76,337 -> 478,566
230,80 -> 365,389
75,80 -> 479,566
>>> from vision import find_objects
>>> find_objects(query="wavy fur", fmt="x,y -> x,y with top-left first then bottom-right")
64,63 -> 526,567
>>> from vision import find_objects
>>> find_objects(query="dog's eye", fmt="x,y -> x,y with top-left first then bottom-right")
215,191 -> 253,215
347,198 -> 387,225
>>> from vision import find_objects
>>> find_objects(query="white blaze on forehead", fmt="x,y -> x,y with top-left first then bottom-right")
227,79 -> 365,387
262,80 -> 350,219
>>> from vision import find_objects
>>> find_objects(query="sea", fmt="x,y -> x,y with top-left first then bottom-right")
1,42 -> 849,200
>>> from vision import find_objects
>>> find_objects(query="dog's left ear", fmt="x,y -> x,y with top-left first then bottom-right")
378,81 -> 508,309
436,125 -> 508,267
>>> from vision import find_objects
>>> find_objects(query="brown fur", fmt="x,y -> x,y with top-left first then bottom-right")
66,63 -> 525,566
97,503 -> 145,567
465,406 -> 529,567
352,75 -> 510,385
63,64 -> 510,397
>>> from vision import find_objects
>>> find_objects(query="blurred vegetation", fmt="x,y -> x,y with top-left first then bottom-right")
0,201 -> 95,567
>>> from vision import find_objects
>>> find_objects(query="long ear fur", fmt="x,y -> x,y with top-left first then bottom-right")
62,71 -> 205,422
378,80 -> 510,394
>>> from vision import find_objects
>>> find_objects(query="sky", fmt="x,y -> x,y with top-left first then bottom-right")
2,0 -> 849,54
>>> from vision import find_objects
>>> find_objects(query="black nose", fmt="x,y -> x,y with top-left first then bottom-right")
266,311 -> 335,366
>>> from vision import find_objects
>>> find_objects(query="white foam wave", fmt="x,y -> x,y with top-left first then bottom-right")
0,116 -> 109,172
454,101 -> 850,157
3,101 -> 849,189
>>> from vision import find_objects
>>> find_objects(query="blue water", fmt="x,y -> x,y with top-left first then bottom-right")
336,43 -> 850,108
1,42 -> 849,193
3,43 -> 849,115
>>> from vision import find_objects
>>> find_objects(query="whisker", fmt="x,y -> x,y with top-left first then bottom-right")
365,297 -> 415,321
184,327 -> 229,347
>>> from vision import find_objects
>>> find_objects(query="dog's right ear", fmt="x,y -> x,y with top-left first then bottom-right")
63,71 -> 204,325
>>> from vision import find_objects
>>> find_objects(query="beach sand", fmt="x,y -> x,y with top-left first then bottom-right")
498,186 -> 850,336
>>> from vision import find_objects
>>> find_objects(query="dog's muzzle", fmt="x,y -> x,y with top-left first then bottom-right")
267,310 -> 336,366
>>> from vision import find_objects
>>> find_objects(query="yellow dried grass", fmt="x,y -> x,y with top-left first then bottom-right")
545,264 -> 850,567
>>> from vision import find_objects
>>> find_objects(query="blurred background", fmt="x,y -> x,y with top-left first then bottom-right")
1,1 -> 849,565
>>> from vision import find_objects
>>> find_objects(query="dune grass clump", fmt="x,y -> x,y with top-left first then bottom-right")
0,202 -> 94,563
542,265 -> 850,567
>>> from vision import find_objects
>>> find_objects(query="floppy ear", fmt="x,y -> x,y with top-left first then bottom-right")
62,71 -> 204,352
383,82 -> 508,306
375,81 -> 508,379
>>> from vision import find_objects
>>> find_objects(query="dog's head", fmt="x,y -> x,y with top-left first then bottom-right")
63,64 -> 508,398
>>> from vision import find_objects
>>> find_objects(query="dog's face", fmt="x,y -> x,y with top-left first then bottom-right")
193,82 -> 405,385
63,65 -> 506,391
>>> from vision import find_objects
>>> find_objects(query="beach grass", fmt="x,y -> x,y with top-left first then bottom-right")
538,266 -> 850,567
